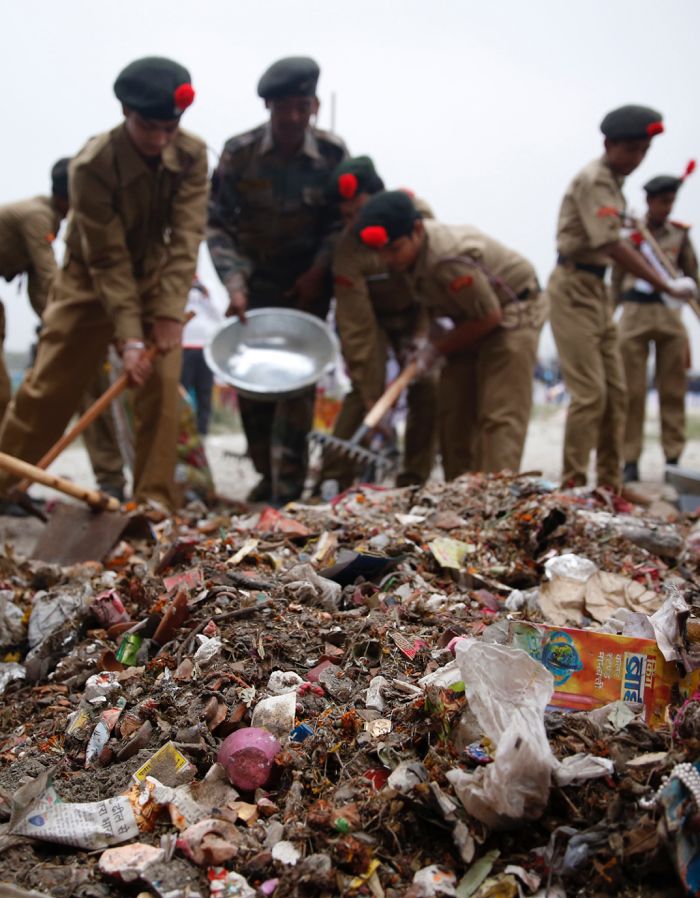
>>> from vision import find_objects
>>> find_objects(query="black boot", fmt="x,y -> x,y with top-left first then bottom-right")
622,461 -> 639,483
246,478 -> 272,503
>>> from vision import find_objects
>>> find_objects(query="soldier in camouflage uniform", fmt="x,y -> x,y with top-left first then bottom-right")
207,56 -> 348,504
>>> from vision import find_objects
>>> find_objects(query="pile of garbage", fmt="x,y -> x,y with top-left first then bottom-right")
0,472 -> 700,897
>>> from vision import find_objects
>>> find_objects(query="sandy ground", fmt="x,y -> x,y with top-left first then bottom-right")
1,398 -> 699,559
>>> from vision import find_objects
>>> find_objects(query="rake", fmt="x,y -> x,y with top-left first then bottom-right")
309,360 -> 418,479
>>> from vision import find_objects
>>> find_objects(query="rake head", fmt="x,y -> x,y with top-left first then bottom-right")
308,431 -> 396,480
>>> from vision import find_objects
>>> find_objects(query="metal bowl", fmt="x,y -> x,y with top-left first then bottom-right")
204,308 -> 339,401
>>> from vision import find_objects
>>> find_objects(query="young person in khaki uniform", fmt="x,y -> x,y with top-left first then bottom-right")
207,57 -> 348,505
318,157 -> 438,493
617,167 -> 699,482
0,57 -> 208,511
355,191 -> 546,477
0,159 -> 70,420
547,105 -> 694,490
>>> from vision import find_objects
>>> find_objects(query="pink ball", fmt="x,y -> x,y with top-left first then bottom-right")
217,727 -> 282,791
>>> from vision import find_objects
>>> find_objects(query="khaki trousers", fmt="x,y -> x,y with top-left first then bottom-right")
619,300 -> 687,463
548,266 -> 626,489
0,263 -> 182,509
439,297 -> 545,479
0,302 -> 11,423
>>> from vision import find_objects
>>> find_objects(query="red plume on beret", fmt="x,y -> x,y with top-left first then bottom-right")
646,121 -> 664,137
683,159 -> 697,180
174,83 -> 195,111
338,173 -> 358,199
360,226 -> 389,248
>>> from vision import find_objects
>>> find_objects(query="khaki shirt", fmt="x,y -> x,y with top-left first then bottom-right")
65,123 -> 209,342
0,195 -> 61,315
207,123 -> 348,296
556,156 -> 626,266
333,196 -> 432,404
616,218 -> 699,297
408,221 -> 539,327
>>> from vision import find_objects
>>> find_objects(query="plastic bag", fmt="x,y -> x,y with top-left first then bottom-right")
538,554 -> 597,626
446,639 -> 556,829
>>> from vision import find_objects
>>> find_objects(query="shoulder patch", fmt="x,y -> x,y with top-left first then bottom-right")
72,130 -> 113,169
175,127 -> 207,157
334,274 -> 354,288
449,275 -> 474,293
670,219 -> 691,230
313,128 -> 348,152
223,125 -> 266,155
596,206 -> 620,218
45,232 -> 55,244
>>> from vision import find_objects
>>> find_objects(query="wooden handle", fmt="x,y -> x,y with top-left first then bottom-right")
635,220 -> 700,324
364,360 -> 419,430
16,312 -> 194,492
636,221 -> 680,279
0,451 -> 120,511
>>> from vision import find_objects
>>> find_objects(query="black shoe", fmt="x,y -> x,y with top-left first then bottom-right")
666,458 -> 679,466
99,484 -> 125,502
247,479 -> 272,503
0,499 -> 32,518
622,461 -> 639,484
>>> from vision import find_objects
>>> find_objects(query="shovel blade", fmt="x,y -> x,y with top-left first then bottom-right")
31,501 -> 133,565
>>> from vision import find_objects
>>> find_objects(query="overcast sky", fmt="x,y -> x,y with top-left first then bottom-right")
2,0 -> 700,359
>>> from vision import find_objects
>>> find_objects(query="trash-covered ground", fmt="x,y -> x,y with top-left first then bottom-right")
1,473 -> 700,897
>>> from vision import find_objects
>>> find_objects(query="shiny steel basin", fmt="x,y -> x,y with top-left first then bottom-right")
204,308 -> 339,401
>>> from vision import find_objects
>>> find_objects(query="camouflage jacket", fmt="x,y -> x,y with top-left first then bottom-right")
207,123 -> 348,297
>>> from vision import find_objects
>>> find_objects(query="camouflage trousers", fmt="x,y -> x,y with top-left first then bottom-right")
239,264 -> 332,501
238,387 -> 316,502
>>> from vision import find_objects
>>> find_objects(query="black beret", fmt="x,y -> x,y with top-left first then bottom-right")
257,56 -> 319,100
644,175 -> 682,196
355,190 -> 420,247
114,56 -> 195,120
51,157 -> 71,199
600,104 -> 664,141
328,156 -> 385,201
